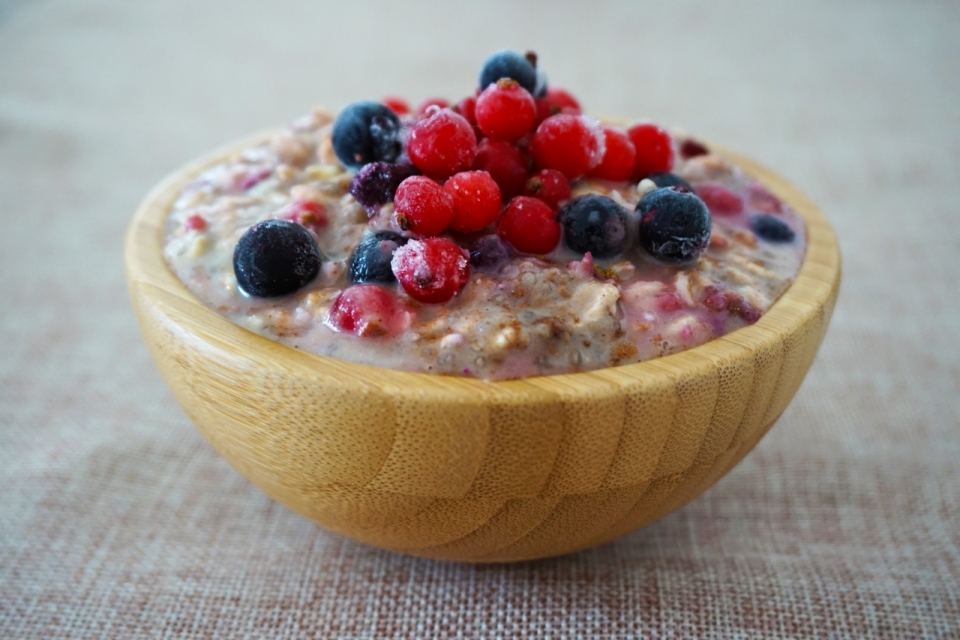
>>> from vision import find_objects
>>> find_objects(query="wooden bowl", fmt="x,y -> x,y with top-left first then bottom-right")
125,133 -> 840,563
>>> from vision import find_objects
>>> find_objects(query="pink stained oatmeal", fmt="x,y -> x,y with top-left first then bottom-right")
161,55 -> 806,381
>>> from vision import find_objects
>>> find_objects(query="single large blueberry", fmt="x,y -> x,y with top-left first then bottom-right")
348,162 -> 419,214
646,171 -> 693,192
348,231 -> 408,284
233,219 -> 321,297
469,234 -> 511,271
558,195 -> 630,259
331,101 -> 402,170
750,214 -> 796,243
479,50 -> 538,94
636,187 -> 712,264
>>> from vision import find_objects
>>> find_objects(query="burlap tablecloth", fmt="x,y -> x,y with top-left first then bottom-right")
2,1 -> 957,637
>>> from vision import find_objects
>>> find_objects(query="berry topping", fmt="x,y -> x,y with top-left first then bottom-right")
331,101 -> 402,170
533,67 -> 548,98
416,97 -> 450,115
393,176 -> 455,236
472,139 -> 530,199
407,108 -> 478,179
348,161 -> 419,214
544,86 -> 582,113
444,170 -> 502,233
531,114 -> 604,180
747,184 -> 784,214
279,200 -> 328,233
382,96 -> 410,116
184,214 -> 207,231
479,50 -> 538,95
391,237 -> 471,304
680,139 -> 710,159
524,168 -> 571,210
454,95 -> 478,126
636,187 -> 711,264
587,126 -> 637,182
469,234 -> 511,271
348,231 -> 409,284
233,219 -> 321,297
496,196 -> 561,254
749,214 -> 796,243
475,79 -> 537,142
696,183 -> 744,216
646,172 -> 693,191
627,123 -> 675,181
558,194 -> 630,258
327,284 -> 411,337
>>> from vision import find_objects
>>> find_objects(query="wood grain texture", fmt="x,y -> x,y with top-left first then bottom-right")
125,133 -> 841,563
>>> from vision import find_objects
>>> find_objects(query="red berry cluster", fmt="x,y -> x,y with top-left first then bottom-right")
327,51 -> 695,336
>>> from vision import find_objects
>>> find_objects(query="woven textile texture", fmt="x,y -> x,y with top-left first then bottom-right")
1,0 -> 958,638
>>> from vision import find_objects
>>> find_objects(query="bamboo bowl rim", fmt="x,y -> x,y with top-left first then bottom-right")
125,131 -> 841,400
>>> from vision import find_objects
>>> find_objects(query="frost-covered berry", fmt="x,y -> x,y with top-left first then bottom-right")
348,231 -> 408,284
475,79 -> 537,143
523,169 -> 570,210
472,139 -> 530,200
558,195 -> 630,258
416,97 -> 450,115
331,101 -> 402,170
407,108 -> 477,179
233,219 -> 321,297
444,170 -> 502,233
496,196 -> 561,254
327,284 -> 410,337
382,96 -> 410,116
636,187 -> 711,264
391,237 -> 470,304
478,50 -> 538,95
588,126 -> 637,182
750,214 -> 796,243
394,176 -> 455,236
696,183 -> 744,216
348,162 -> 419,214
646,172 -> 693,191
531,114 -> 604,180
469,234 -> 511,271
628,123 -> 675,181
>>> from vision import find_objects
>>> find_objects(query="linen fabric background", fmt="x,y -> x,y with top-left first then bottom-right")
1,1 -> 958,638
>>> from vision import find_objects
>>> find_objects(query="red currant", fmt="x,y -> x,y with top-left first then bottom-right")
475,79 -> 537,143
746,183 -> 783,214
531,114 -> 604,180
382,96 -> 411,116
523,169 -> 570,210
680,138 -> 709,159
407,108 -> 478,179
391,237 -> 470,303
280,200 -> 328,233
444,171 -> 502,233
472,139 -> 530,200
696,183 -> 744,216
416,97 -> 450,115
454,95 -> 478,125
628,123 -> 675,181
545,86 -> 582,112
184,214 -> 207,231
394,176 -> 454,235
587,126 -> 636,181
496,196 -> 560,254
327,284 -> 411,337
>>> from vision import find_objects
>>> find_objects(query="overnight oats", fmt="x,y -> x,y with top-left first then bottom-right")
163,51 -> 806,381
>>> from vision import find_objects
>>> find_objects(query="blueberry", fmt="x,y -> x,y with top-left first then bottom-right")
331,101 -> 402,170
558,195 -> 629,259
479,50 -> 537,95
469,234 -> 511,271
646,172 -> 693,192
534,68 -> 548,98
750,214 -> 796,243
349,162 -> 419,214
233,219 -> 321,297
636,187 -> 711,264
348,231 -> 408,284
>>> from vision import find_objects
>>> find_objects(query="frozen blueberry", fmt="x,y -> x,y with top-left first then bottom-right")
348,231 -> 408,284
646,172 -> 693,192
233,219 -> 321,297
479,50 -> 537,95
533,68 -> 548,98
558,194 -> 629,259
636,187 -> 711,264
349,162 -> 419,214
331,101 -> 402,170
750,214 -> 795,243
469,234 -> 511,271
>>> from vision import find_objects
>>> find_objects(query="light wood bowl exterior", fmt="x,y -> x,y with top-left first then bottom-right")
125,133 -> 840,563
